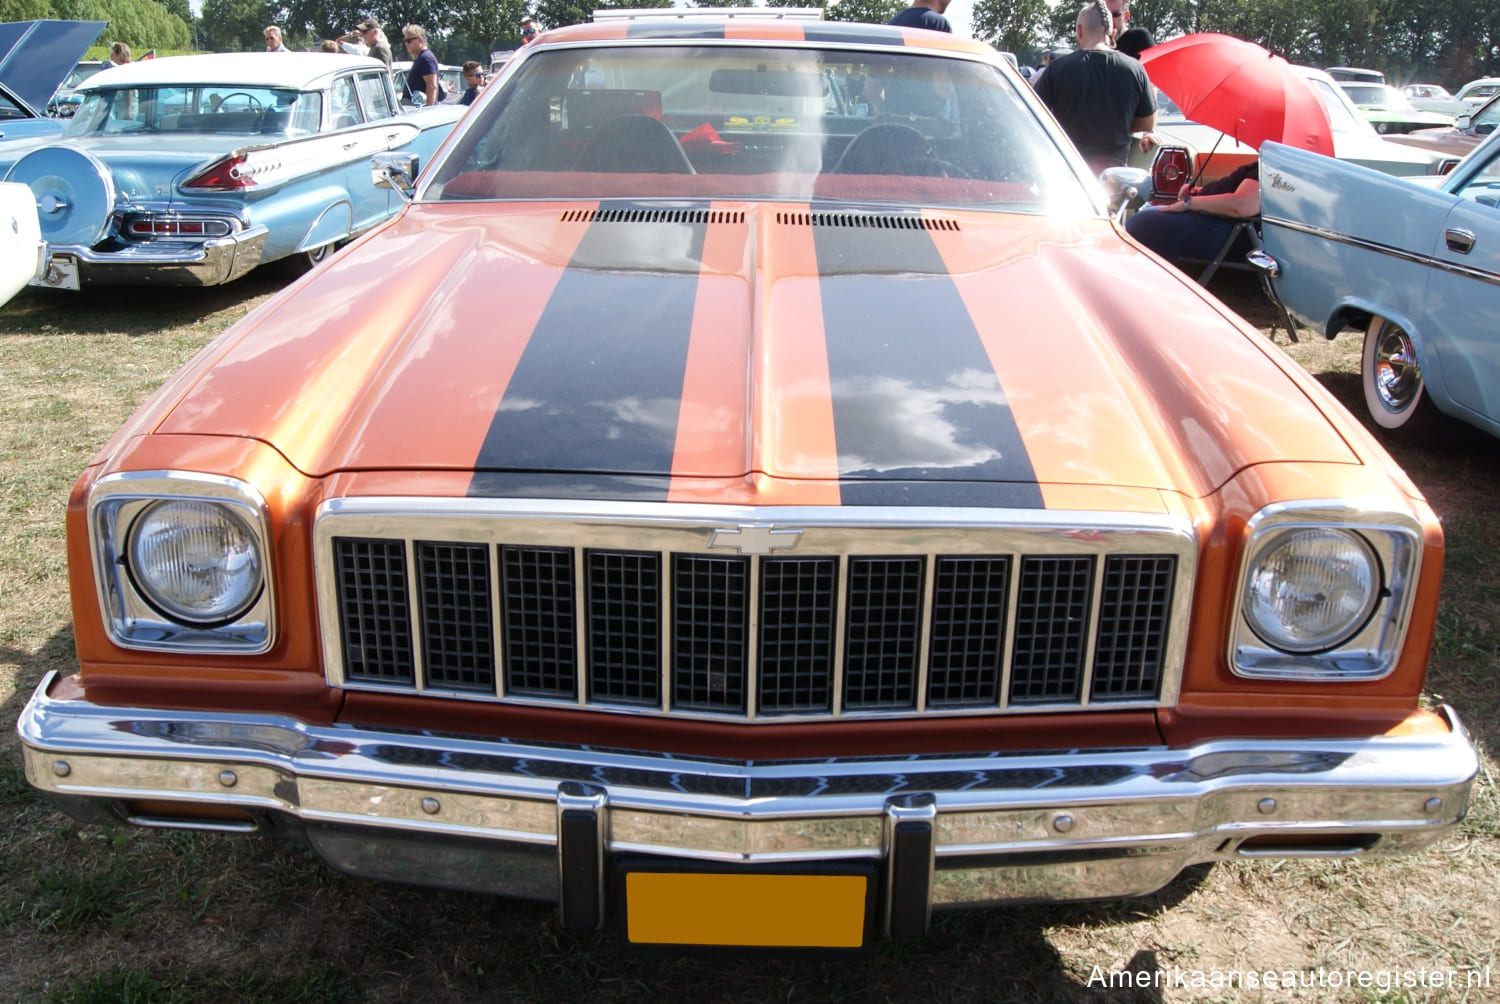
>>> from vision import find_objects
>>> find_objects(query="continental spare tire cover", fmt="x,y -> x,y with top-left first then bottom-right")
4,145 -> 115,247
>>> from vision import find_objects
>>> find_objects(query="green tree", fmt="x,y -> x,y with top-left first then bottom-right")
199,0 -> 272,50
972,0 -> 1051,51
825,0 -> 902,24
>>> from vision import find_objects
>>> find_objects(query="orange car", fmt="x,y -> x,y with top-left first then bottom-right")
20,18 -> 1477,952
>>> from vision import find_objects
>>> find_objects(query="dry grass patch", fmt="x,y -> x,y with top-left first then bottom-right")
0,272 -> 1494,1003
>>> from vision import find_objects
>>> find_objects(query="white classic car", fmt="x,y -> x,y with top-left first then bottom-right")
0,179 -> 42,305
0,52 -> 463,289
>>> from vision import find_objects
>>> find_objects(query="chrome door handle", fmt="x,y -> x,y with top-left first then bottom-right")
1446,228 -> 1476,254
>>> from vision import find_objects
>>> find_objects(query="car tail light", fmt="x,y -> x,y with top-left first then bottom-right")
1437,158 -> 1460,175
184,154 -> 253,190
126,218 -> 234,238
1150,146 -> 1191,199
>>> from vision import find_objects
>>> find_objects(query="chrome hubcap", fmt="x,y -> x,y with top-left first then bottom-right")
1374,325 -> 1421,413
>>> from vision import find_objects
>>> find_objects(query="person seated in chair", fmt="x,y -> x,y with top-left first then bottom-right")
1125,162 -> 1259,268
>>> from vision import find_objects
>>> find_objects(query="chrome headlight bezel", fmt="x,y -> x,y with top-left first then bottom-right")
88,472 -> 275,654
1230,501 -> 1423,682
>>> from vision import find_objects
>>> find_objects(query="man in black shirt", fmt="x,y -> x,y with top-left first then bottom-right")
887,0 -> 953,33
1034,0 -> 1155,171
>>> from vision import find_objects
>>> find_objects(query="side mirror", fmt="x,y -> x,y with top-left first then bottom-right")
1456,114 -> 1471,131
1099,165 -> 1151,222
372,152 -> 419,200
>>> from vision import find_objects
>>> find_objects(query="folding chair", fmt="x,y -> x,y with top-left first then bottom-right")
1195,218 -> 1300,343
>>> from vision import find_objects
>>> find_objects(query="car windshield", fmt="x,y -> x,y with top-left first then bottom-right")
1461,83 -> 1500,101
64,85 -> 322,137
1406,85 -> 1452,99
1304,76 -> 1373,134
1343,85 -> 1412,108
61,63 -> 106,90
425,45 -> 1085,212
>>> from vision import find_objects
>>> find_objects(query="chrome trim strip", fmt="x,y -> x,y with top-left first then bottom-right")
1261,215 -> 1500,288
19,675 -> 1478,906
312,499 -> 1197,723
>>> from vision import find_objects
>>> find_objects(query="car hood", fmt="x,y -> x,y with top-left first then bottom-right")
0,20 -> 106,113
151,203 -> 1358,504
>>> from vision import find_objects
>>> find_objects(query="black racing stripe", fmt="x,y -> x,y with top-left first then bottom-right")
468,201 -> 709,499
625,22 -> 727,40
802,23 -> 912,47
468,473 -> 674,501
810,217 -> 1044,508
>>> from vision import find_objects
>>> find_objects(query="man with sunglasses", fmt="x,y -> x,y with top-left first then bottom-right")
402,25 -> 442,107
460,61 -> 485,106
520,19 -> 539,45
341,19 -> 391,68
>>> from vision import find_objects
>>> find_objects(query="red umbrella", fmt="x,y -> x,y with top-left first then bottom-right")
1141,33 -> 1334,156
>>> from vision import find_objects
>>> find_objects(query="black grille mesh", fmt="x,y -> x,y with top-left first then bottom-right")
1009,556 -> 1094,704
928,556 -> 1009,707
1091,555 -> 1175,701
758,557 -> 837,714
500,545 -> 576,698
673,555 -> 748,713
336,538 -> 414,685
843,557 -> 923,710
587,550 -> 661,705
331,537 -> 1174,717
418,542 -> 495,691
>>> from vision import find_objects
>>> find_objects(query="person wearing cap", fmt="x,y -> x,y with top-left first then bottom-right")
341,19 -> 391,68
1116,26 -> 1155,59
520,19 -> 539,45
402,26 -> 441,107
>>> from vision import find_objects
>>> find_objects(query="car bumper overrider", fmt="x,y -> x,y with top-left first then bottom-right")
32,226 -> 269,290
18,673 -> 1478,942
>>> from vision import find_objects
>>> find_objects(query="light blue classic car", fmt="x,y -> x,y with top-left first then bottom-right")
1257,132 -> 1500,437
0,19 -> 106,143
1,52 -> 463,289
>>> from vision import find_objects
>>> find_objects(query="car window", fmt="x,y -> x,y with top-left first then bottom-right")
0,89 -> 28,121
1461,84 -> 1500,101
356,71 -> 394,120
1456,153 -> 1500,207
1473,99 -> 1500,136
65,86 -> 320,137
1306,77 -> 1370,134
331,76 -> 364,128
425,45 -> 1085,213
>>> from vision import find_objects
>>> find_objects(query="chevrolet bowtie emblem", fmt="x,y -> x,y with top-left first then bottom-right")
707,526 -> 803,555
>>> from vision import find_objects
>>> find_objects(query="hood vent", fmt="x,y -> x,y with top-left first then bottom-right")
777,211 -> 960,231
560,208 -> 746,225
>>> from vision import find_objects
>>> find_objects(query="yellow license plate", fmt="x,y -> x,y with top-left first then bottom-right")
624,870 -> 869,948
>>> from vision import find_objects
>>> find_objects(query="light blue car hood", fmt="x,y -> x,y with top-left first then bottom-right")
0,19 -> 107,113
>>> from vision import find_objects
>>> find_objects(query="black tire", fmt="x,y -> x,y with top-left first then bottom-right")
1361,315 -> 1437,434
279,241 -> 337,278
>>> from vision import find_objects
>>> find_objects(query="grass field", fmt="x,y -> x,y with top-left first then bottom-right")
0,271 -> 1494,1003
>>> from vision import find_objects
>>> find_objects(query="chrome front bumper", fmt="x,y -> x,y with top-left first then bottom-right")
31,225 -> 269,289
18,674 -> 1478,934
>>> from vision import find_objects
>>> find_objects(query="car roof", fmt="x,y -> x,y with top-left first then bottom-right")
1457,77 -> 1500,93
77,52 -> 387,92
534,18 -> 996,58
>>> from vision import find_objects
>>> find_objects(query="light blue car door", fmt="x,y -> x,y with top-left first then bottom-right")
1260,142 -> 1451,341
1420,145 -> 1500,429
335,71 -> 391,232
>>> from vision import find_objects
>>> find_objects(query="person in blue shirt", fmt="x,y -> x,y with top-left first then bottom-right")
886,0 -> 953,33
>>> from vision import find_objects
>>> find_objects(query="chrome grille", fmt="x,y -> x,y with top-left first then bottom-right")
317,502 -> 1194,721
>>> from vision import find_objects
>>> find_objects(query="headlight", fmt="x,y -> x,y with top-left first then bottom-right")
1242,528 -> 1379,652
128,500 -> 264,625
88,472 -> 275,653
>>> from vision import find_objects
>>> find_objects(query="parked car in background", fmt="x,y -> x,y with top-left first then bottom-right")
18,18 -> 1477,952
1293,66 -> 1454,174
1133,67 -> 1454,190
1389,89 -> 1499,160
488,49 -> 516,75
0,19 -> 105,143
1325,66 -> 1384,84
0,179 -> 41,304
1402,83 -> 1470,118
1339,83 -> 1454,133
0,52 -> 463,290
1258,131 -> 1500,437
1454,77 -> 1500,110
391,60 -> 464,104
46,59 -> 111,117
